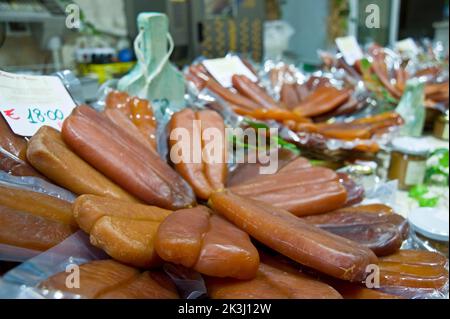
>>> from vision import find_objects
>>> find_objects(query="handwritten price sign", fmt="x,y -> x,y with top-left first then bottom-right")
336,36 -> 364,66
0,71 -> 76,136
27,108 -> 65,125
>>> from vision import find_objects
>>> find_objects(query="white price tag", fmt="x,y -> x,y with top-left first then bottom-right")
202,56 -> 258,88
395,38 -> 419,58
336,36 -> 364,66
0,71 -> 77,137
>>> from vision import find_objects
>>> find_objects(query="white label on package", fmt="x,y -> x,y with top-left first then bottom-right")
395,38 -> 419,58
335,36 -> 364,66
0,71 -> 77,137
202,56 -> 258,88
405,160 -> 427,186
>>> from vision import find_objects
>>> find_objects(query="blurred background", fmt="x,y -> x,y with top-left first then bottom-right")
0,0 -> 448,96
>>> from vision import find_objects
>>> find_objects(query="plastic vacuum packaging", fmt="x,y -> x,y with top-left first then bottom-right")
326,42 -> 449,111
279,112 -> 403,161
168,109 -> 227,200
162,264 -> 208,299
0,244 -> 41,263
0,183 -> 76,252
0,116 -> 28,160
62,105 -> 196,209
263,61 -> 369,120
73,195 -> 172,268
265,61 -> 308,108
229,165 -> 347,216
377,250 -> 449,298
187,62 -> 397,161
0,172 -> 76,258
1,117 -> 43,178
293,86 -> 352,118
286,112 -> 404,141
0,153 -> 43,179
105,91 -> 158,150
231,74 -> 280,109
104,109 -> 156,152
0,171 -> 76,203
27,126 -> 138,202
40,260 -> 179,299
206,254 -> 343,299
0,185 -> 75,227
209,190 -> 378,282
0,231 -> 107,298
338,173 -> 365,206
0,205 -> 75,252
227,149 -> 300,187
187,64 -> 262,111
302,204 -> 409,256
329,281 -> 403,299
155,206 -> 259,280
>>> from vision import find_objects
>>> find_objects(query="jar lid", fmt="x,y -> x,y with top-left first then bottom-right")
409,207 -> 449,242
391,137 -> 431,156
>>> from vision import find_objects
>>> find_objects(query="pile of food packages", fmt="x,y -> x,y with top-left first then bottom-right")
0,39 -> 448,300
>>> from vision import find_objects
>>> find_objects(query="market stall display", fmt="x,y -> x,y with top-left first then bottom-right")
0,12 -> 448,302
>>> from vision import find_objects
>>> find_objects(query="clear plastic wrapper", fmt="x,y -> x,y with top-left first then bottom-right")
0,244 -> 40,263
362,180 -> 399,209
1,231 -> 107,296
53,70 -> 85,106
0,172 -> 77,262
280,126 -> 400,161
1,231 -> 208,299
92,80 -> 185,161
185,57 -> 404,161
163,264 -> 208,300
0,278 -> 81,299
0,146 -> 43,179
376,250 -> 449,299
260,60 -> 307,102
0,171 -> 76,203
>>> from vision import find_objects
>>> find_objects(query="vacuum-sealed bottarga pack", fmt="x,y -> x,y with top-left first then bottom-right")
105,91 -> 158,150
205,254 -> 343,299
155,206 -> 259,280
169,109 -> 227,200
229,165 -> 347,216
73,195 -> 172,268
209,190 -> 378,282
302,205 -> 410,256
0,205 -> 75,252
0,184 -> 76,252
40,260 -> 179,299
62,105 -> 196,209
1,117 -> 43,178
27,126 -> 139,202
0,116 -> 28,161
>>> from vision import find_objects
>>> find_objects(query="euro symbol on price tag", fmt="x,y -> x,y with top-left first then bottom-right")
2,109 -> 20,120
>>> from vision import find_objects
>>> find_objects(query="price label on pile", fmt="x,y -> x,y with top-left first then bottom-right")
335,36 -> 364,66
202,56 -> 258,88
0,71 -> 77,137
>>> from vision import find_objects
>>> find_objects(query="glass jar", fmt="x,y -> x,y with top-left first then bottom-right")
388,137 -> 430,190
433,112 -> 449,141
